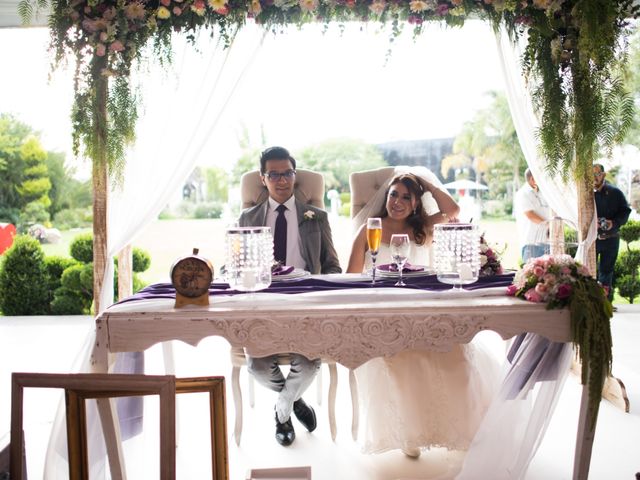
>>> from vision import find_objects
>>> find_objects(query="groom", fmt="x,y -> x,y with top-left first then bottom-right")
238,146 -> 341,446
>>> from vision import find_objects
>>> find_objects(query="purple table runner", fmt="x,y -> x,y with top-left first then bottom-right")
117,272 -> 515,305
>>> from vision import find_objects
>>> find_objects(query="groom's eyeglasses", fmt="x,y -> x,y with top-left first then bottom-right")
264,170 -> 296,182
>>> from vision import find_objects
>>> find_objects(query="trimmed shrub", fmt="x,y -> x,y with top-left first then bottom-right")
54,263 -> 93,314
70,232 -> 94,263
617,274 -> 640,304
620,220 -> 640,245
44,256 -> 78,304
51,287 -> 87,315
615,220 -> 640,303
0,235 -> 49,315
133,247 -> 151,273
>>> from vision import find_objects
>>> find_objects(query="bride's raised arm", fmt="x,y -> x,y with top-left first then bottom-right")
422,181 -> 460,225
346,224 -> 368,273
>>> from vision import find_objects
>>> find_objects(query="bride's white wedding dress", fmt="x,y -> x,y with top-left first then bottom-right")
357,242 -> 501,454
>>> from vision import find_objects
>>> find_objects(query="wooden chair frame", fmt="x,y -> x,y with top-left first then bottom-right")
11,373 -> 176,480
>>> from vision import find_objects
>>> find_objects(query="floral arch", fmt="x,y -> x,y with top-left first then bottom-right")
14,1 -> 636,476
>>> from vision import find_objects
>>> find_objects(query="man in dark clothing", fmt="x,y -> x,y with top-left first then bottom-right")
593,163 -> 631,300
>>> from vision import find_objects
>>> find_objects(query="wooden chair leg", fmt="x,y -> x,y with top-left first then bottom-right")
327,363 -> 338,441
349,369 -> 359,441
231,365 -> 243,446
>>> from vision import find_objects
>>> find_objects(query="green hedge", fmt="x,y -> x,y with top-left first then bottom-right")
0,235 -> 50,315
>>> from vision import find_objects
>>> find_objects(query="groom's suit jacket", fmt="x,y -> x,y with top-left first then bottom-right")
238,199 -> 342,275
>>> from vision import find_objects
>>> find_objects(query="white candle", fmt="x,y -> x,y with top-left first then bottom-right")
458,263 -> 474,281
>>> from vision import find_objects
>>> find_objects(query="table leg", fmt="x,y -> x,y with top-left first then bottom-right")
328,363 -> 337,441
91,321 -> 128,480
573,382 -> 598,480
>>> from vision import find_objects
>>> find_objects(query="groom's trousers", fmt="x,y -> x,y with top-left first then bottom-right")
247,353 -> 321,423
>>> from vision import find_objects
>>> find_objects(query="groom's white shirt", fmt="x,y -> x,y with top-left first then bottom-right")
266,195 -> 305,269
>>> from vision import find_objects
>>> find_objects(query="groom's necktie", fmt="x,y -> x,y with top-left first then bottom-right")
274,204 -> 287,264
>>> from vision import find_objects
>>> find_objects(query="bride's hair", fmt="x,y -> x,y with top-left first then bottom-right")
378,173 -> 430,245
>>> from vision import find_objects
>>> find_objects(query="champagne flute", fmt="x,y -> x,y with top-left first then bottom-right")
367,217 -> 382,284
390,234 -> 410,286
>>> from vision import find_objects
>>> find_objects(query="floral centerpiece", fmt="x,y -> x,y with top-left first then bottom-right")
507,254 -> 613,427
479,234 -> 503,277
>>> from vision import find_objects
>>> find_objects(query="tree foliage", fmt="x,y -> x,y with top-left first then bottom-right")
446,91 -> 526,204
297,138 -> 387,193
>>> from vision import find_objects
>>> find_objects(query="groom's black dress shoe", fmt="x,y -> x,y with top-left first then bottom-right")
293,398 -> 317,432
275,413 -> 295,446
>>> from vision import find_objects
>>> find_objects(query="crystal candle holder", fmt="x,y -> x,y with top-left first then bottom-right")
433,223 -> 480,288
224,226 -> 273,292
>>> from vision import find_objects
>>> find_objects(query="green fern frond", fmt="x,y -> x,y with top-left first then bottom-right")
17,0 -> 33,24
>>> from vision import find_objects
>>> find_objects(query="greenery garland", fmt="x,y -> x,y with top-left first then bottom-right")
18,0 -> 639,183
508,254 -> 613,428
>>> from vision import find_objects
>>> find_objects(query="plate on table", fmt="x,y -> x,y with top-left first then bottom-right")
271,268 -> 311,282
376,263 -> 435,278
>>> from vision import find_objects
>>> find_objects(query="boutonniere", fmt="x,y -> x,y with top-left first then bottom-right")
301,210 -> 317,223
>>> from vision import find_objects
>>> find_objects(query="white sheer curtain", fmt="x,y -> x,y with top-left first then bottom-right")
494,27 -> 597,264
455,28 -> 596,480
99,25 -> 266,311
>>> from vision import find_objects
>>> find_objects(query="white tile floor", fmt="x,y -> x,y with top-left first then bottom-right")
1,306 -> 639,479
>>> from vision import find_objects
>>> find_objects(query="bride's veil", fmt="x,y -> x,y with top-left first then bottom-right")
351,165 -> 448,233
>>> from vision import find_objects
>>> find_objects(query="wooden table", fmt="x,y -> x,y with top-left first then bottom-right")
89,287 -> 595,480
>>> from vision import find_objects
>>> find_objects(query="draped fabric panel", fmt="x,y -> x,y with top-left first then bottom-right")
494,28 -> 597,264
99,26 -> 265,311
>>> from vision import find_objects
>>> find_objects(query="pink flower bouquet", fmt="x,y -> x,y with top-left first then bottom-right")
507,254 -> 613,427
508,254 -> 591,309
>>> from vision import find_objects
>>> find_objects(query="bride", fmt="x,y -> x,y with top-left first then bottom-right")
347,168 -> 500,457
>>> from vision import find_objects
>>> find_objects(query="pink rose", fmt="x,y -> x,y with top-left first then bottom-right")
161,0 -> 171,6
173,6 -> 182,14
96,43 -> 106,57
543,273 -> 556,284
109,40 -> 125,52
506,284 -> 518,296
533,266 -> 545,278
534,283 -> 548,295
561,266 -> 571,275
556,283 -> 572,299
524,289 -> 543,303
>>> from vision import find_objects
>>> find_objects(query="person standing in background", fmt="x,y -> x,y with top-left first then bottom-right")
514,168 -> 551,262
593,163 -> 631,301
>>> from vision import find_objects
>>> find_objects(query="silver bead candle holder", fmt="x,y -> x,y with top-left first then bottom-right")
433,223 -> 480,289
225,226 -> 273,292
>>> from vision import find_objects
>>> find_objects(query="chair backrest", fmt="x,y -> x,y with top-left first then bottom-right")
240,169 -> 325,209
349,166 -> 395,219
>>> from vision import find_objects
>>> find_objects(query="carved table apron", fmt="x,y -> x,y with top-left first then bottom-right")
89,287 -> 597,480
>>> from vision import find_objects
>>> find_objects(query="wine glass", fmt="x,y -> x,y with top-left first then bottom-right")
390,234 -> 410,286
367,217 -> 382,284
